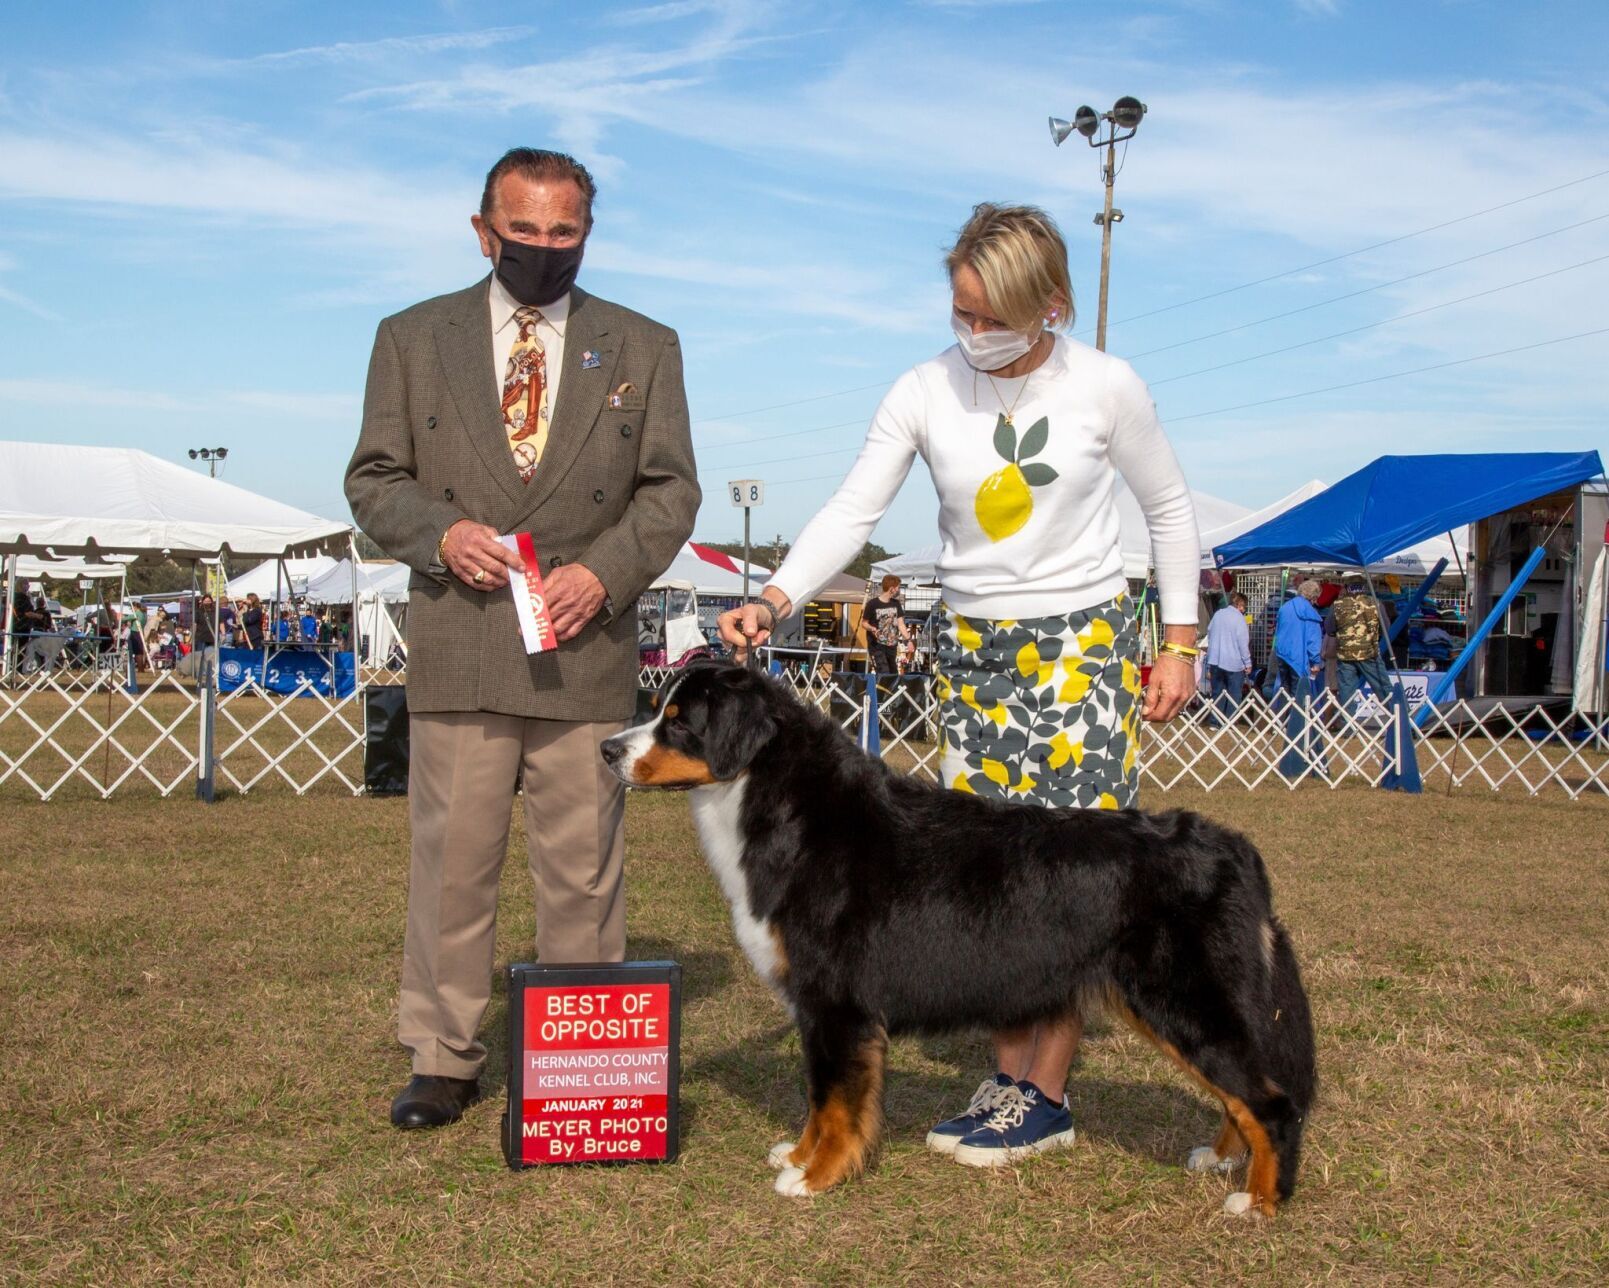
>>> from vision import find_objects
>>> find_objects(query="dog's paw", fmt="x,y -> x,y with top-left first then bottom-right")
1187,1146 -> 1240,1174
767,1141 -> 797,1170
1222,1191 -> 1256,1217
774,1166 -> 813,1198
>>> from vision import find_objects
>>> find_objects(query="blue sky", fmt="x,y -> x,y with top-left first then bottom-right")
2,0 -> 1607,556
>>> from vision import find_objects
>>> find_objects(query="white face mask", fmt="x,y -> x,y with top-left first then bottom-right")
951,310 -> 1043,371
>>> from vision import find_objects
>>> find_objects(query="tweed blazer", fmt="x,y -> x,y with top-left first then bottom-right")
345,278 -> 700,721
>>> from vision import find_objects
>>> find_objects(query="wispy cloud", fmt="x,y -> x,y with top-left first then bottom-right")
0,251 -> 62,322
0,378 -> 359,420
235,26 -> 534,66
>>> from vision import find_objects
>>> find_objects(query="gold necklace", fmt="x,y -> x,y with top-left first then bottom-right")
983,368 -> 1031,428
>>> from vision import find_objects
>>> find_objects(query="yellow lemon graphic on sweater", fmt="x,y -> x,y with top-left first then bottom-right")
975,466 -> 1033,541
974,414 -> 1058,543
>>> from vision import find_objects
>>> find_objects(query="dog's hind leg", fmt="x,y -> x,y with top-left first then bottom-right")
774,1015 -> 887,1197
1117,1007 -> 1296,1217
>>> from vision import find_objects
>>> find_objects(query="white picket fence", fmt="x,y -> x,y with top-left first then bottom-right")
750,664 -> 1609,801
0,660 -> 364,801
4,656 -> 1605,801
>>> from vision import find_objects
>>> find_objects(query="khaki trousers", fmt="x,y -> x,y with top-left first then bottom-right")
399,711 -> 627,1079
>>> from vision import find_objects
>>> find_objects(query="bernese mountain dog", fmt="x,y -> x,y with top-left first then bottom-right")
601,662 -> 1316,1217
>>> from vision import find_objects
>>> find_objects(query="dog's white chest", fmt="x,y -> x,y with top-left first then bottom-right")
690,779 -> 781,987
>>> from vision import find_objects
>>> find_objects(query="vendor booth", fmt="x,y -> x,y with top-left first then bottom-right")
1214,451 -> 1606,728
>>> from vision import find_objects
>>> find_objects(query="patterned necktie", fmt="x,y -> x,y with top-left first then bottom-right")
501,305 -> 550,484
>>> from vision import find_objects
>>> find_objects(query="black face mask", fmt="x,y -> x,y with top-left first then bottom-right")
492,233 -> 584,307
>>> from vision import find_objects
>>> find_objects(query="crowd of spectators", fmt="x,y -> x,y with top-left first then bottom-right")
6,587 -> 351,677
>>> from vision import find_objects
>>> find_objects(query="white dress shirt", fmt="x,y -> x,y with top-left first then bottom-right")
489,275 -> 569,415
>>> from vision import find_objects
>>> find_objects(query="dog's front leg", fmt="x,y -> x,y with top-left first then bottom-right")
774,1015 -> 887,1198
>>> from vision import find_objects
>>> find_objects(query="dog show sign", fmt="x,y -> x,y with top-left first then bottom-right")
503,962 -> 681,1169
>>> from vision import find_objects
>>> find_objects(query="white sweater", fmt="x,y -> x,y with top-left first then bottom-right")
768,338 -> 1201,623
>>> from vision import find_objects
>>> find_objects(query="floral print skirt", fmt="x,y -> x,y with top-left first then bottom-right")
935,594 -> 1142,809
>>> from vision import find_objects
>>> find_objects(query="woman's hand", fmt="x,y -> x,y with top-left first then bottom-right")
1142,652 -> 1196,723
717,591 -> 790,658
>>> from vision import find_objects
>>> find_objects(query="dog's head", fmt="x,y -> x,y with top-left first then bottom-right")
601,662 -> 779,789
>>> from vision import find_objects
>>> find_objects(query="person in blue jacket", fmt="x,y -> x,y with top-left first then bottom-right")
1274,579 -> 1325,695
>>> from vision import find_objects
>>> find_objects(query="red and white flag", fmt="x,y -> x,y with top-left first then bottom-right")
501,532 -> 557,654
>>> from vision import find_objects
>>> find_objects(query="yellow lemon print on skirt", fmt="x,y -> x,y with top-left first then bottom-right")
974,415 -> 1058,542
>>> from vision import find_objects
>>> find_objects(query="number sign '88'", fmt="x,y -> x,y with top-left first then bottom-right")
728,479 -> 764,508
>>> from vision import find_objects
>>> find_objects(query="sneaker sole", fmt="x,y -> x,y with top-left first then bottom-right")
925,1130 -> 969,1156
952,1126 -> 1076,1168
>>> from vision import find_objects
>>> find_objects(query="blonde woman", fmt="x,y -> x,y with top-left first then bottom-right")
718,203 -> 1200,1167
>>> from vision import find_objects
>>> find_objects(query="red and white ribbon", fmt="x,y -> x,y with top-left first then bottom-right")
500,532 -> 557,654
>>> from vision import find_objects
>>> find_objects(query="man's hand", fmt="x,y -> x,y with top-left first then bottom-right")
442,520 -> 523,592
545,564 -> 607,642
1142,652 -> 1195,723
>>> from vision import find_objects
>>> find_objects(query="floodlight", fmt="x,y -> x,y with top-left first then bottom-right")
1111,96 -> 1146,130
189,449 -> 199,459
1074,105 -> 1100,138
216,448 -> 228,459
1049,117 -> 1075,147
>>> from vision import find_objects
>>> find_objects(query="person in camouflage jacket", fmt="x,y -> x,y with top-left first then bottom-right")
1333,575 -> 1393,709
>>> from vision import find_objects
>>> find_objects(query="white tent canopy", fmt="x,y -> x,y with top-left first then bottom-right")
227,556 -> 342,601
15,554 -> 135,580
306,559 -> 411,605
649,542 -> 772,596
0,442 -> 351,560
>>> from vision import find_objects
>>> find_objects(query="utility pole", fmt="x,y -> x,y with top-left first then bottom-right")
1050,97 -> 1147,352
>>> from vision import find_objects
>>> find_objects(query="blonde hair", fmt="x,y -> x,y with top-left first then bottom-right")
945,203 -> 1075,333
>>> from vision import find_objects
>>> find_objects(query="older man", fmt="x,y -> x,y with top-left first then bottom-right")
345,148 -> 700,1130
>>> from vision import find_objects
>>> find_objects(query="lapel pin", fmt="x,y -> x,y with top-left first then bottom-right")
581,350 -> 602,369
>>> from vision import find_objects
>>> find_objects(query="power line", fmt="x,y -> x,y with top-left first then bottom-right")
1165,326 -> 1609,423
1147,252 -> 1609,386
688,166 -> 1609,426
1129,211 -> 1609,360
1091,165 -> 1609,332
696,443 -> 860,475
694,382 -> 889,426
694,416 -> 867,455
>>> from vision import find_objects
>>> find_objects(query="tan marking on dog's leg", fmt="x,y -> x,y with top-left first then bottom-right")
787,1109 -> 821,1168
1221,1096 -> 1279,1217
793,1030 -> 887,1195
769,925 -> 789,987
1215,1115 -> 1247,1161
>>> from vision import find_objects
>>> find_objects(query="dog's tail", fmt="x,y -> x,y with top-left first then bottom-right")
1260,917 -> 1317,1199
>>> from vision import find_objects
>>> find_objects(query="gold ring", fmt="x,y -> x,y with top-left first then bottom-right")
473,569 -> 487,584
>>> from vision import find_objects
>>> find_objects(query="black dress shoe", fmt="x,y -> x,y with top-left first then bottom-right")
390,1074 -> 481,1129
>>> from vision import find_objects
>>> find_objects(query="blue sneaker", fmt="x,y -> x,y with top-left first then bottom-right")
924,1073 -> 1016,1155
951,1081 -> 1076,1167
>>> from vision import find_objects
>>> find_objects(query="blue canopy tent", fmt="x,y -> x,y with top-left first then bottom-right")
1214,452 -> 1606,792
1212,452 -> 1602,571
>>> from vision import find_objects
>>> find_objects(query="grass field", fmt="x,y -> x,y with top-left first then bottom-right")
3,781 -> 1606,1285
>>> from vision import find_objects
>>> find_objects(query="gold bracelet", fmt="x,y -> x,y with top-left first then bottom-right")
436,529 -> 451,565
1157,641 -> 1200,661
